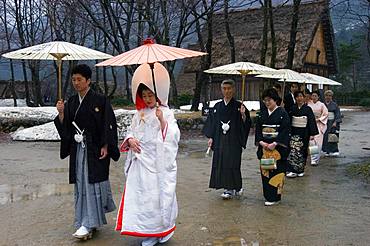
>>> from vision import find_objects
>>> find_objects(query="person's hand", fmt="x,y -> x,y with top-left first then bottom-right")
128,138 -> 141,153
208,138 -> 213,147
99,144 -> 108,159
156,107 -> 164,122
56,99 -> 64,122
259,141 -> 268,149
267,142 -> 277,150
332,122 -> 337,128
240,104 -> 246,114
240,105 -> 246,121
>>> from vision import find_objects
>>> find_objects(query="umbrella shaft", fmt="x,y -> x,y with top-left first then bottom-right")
149,63 -> 159,103
58,59 -> 62,100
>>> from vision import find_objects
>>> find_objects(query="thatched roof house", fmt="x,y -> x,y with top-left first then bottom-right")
178,0 -> 338,100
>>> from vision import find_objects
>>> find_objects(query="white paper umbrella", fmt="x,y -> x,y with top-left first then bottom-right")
132,63 -> 170,106
2,41 -> 113,99
204,62 -> 276,101
256,69 -> 307,98
300,73 -> 342,86
256,69 -> 307,82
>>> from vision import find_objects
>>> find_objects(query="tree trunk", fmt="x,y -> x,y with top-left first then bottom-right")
2,0 -> 18,106
224,0 -> 235,63
30,61 -> 43,106
268,0 -> 277,68
260,0 -> 269,65
108,67 -> 117,98
191,0 -> 215,111
21,60 -> 32,106
286,0 -> 301,69
125,67 -> 131,101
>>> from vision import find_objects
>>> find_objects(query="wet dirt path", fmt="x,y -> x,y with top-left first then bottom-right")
0,111 -> 370,245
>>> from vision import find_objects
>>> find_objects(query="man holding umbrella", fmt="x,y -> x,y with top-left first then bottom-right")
203,79 -> 251,199
54,64 -> 119,240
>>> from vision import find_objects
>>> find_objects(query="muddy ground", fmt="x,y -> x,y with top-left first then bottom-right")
0,111 -> 370,246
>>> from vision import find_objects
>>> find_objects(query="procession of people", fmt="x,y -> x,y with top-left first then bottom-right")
54,63 -> 341,245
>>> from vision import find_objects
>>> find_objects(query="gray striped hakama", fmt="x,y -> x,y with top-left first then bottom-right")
74,143 -> 116,229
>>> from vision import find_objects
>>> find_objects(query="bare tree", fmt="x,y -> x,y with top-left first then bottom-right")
1,0 -> 17,106
190,0 -> 219,111
224,0 -> 235,63
286,0 -> 301,69
268,0 -> 276,68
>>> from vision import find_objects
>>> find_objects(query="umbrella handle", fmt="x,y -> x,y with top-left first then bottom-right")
58,59 -> 62,100
241,74 -> 246,102
149,63 -> 159,103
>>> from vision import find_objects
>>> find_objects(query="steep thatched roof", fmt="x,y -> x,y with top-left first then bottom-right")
184,0 -> 337,75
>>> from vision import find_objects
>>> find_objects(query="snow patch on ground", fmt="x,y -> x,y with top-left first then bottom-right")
0,99 -> 27,107
180,100 -> 261,111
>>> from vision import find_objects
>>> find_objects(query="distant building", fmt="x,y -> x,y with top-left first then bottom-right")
178,0 -> 338,101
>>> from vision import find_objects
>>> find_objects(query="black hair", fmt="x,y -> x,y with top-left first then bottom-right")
221,79 -> 235,87
272,83 -> 282,90
312,90 -> 320,96
262,88 -> 281,102
290,82 -> 299,88
294,90 -> 304,98
71,64 -> 92,80
137,83 -> 153,98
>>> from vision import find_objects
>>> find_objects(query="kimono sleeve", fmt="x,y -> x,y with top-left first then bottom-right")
334,103 -> 342,124
239,103 -> 251,148
160,108 -> 180,171
276,110 -> 290,148
101,97 -> 120,161
162,108 -> 180,144
120,112 -> 139,152
318,103 -> 329,125
53,100 -> 72,159
307,106 -> 319,136
254,111 -> 263,145
202,107 -> 216,139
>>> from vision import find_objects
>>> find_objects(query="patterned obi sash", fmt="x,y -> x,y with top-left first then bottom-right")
262,125 -> 279,139
292,116 -> 307,128
328,112 -> 335,121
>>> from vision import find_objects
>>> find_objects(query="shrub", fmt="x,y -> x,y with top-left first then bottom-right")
176,93 -> 193,106
359,98 -> 370,107
110,97 -> 134,107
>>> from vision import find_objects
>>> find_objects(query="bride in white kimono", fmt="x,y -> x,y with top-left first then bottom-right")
115,63 -> 180,246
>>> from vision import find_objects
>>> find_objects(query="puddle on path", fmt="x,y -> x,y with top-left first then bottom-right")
213,236 -> 259,246
40,168 -> 69,173
0,183 -> 73,205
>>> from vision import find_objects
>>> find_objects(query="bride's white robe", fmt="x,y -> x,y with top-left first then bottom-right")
116,106 -> 180,237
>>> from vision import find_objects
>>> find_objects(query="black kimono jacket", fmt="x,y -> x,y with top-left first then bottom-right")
284,92 -> 295,115
203,98 -> 251,152
54,89 -> 120,184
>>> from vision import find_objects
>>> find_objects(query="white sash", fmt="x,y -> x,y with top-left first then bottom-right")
292,116 -> 307,128
328,112 -> 335,121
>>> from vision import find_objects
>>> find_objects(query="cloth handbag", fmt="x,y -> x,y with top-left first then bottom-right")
328,133 -> 339,143
309,140 -> 319,155
260,158 -> 277,170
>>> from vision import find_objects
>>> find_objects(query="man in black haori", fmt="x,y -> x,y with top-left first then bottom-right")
203,79 -> 251,199
54,64 -> 119,240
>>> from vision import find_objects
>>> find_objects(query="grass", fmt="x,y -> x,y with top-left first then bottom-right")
347,162 -> 370,182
